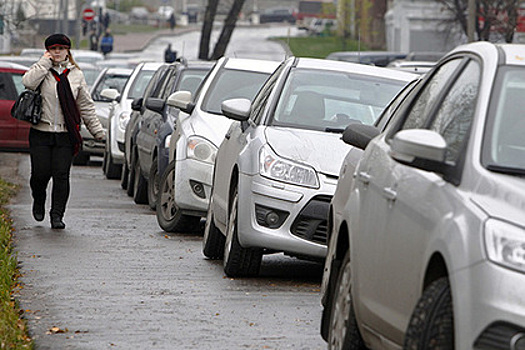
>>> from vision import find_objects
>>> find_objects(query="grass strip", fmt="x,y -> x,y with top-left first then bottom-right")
0,178 -> 32,349
272,35 -> 367,59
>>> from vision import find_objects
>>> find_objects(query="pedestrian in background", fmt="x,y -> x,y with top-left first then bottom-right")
21,33 -> 105,229
168,13 -> 176,31
100,29 -> 114,56
89,29 -> 98,51
164,43 -> 177,63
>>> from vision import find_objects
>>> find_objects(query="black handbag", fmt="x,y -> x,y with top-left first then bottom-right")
11,80 -> 44,125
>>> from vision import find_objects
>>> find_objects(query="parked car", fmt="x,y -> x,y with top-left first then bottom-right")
387,60 -> 436,75
74,67 -> 132,165
123,65 -> 171,194
326,51 -> 407,67
0,62 -> 29,150
102,61 -> 163,179
71,50 -> 104,66
0,56 -> 38,67
259,7 -> 296,24
202,57 -> 416,277
321,42 -> 525,349
78,62 -> 101,89
132,60 -> 214,208
405,50 -> 445,62
155,57 -> 280,233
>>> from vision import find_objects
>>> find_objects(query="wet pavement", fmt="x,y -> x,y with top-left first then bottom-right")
5,153 -> 326,349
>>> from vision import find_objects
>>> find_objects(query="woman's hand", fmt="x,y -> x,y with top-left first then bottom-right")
43,51 -> 53,60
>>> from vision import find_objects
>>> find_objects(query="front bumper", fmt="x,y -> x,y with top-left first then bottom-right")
236,172 -> 333,259
80,125 -> 105,156
454,260 -> 525,350
173,158 -> 213,216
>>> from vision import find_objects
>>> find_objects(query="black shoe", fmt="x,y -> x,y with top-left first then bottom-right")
51,217 -> 65,229
32,200 -> 45,222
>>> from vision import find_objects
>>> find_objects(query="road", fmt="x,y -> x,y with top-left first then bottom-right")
6,25 -> 326,350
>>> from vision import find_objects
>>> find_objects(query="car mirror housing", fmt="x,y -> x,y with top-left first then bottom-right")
390,129 -> 446,163
221,98 -> 251,121
100,88 -> 120,101
145,97 -> 166,114
167,90 -> 193,114
341,124 -> 380,150
131,97 -> 143,111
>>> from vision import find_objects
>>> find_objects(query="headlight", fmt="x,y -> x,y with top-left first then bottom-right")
485,218 -> 525,273
118,111 -> 130,130
187,136 -> 217,164
259,145 -> 319,188
164,134 -> 171,149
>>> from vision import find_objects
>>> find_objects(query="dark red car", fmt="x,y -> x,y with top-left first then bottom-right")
0,61 -> 29,150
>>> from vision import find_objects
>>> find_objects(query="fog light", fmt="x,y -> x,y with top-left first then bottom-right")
255,204 -> 288,229
266,211 -> 280,226
189,180 -> 206,199
512,333 -> 525,350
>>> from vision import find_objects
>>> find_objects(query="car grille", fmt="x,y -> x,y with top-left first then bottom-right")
290,195 -> 331,246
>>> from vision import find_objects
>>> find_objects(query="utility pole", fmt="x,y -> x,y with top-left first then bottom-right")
63,0 -> 70,35
467,0 -> 476,42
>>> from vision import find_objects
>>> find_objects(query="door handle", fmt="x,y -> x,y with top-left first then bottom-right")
225,131 -> 231,140
357,171 -> 371,185
382,187 -> 397,201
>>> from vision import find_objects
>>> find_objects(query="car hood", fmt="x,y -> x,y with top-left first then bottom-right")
188,110 -> 233,147
265,127 -> 351,177
471,174 -> 525,226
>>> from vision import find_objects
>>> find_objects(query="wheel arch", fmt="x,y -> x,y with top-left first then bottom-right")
228,165 -> 240,212
423,252 -> 449,292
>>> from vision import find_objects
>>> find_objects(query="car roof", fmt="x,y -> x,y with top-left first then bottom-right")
104,67 -> 134,75
449,42 -> 525,67
295,57 -> 417,82
140,61 -> 165,71
0,61 -> 29,71
223,57 -> 280,73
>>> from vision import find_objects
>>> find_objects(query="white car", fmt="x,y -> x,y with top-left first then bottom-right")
102,61 -> 163,179
155,57 -> 280,232
202,57 -> 416,277
321,42 -> 525,349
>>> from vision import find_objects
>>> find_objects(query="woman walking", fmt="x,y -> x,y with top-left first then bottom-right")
22,33 -> 105,229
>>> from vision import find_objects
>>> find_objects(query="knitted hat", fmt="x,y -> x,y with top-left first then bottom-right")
45,34 -> 71,50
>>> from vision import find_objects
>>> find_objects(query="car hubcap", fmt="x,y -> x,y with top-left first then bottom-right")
160,168 -> 175,220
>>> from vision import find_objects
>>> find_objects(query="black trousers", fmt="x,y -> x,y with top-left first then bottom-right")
29,128 -> 74,219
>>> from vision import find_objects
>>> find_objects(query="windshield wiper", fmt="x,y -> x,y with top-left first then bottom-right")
486,164 -> 525,177
325,127 -> 345,134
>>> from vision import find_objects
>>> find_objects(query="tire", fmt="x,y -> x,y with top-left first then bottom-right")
328,251 -> 367,350
147,157 -> 159,210
104,149 -> 122,179
133,153 -> 148,204
223,188 -> 262,277
121,161 -> 129,190
155,161 -> 200,232
127,148 -> 136,197
202,207 -> 225,259
404,277 -> 454,350
73,151 -> 89,166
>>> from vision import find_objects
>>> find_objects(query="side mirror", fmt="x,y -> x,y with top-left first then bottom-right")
221,98 -> 251,121
341,124 -> 380,150
100,88 -> 120,101
390,129 -> 446,164
145,97 -> 166,114
167,90 -> 194,114
131,97 -> 143,111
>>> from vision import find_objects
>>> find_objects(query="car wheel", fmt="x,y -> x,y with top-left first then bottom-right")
73,151 -> 89,166
133,153 -> 148,204
404,277 -> 454,350
121,161 -> 129,190
105,149 -> 122,180
328,251 -> 367,350
223,188 -> 262,277
127,148 -> 136,197
147,157 -> 159,210
155,161 -> 200,232
202,206 -> 225,259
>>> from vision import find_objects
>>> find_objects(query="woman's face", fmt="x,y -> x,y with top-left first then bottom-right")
47,46 -> 68,62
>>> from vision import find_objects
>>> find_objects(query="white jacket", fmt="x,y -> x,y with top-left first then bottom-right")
22,56 -> 104,139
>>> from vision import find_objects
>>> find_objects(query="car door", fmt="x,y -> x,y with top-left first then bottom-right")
353,56 -> 480,344
0,69 -> 27,149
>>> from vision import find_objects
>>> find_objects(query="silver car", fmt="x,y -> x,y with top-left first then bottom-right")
156,57 -> 280,232
321,42 -> 525,349
202,57 -> 416,277
102,62 -> 163,179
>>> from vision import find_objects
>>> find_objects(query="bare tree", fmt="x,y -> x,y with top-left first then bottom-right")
437,0 -> 519,42
198,0 -> 247,60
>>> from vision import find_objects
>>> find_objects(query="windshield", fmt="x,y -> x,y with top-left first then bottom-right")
128,70 -> 155,100
176,69 -> 209,95
200,69 -> 270,115
270,68 -> 406,132
483,66 -> 525,174
92,72 -> 130,101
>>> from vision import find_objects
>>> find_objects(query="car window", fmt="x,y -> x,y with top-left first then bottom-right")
176,69 -> 209,95
92,72 -> 130,101
375,78 -> 419,131
0,72 -> 22,100
11,73 -> 25,96
200,69 -> 271,115
401,58 -> 462,130
251,63 -> 285,124
429,60 -> 480,163
128,69 -> 156,100
270,68 -> 406,131
142,66 -> 167,100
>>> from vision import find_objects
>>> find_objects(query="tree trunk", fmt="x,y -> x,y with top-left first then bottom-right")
210,0 -> 246,60
199,0 -> 220,60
